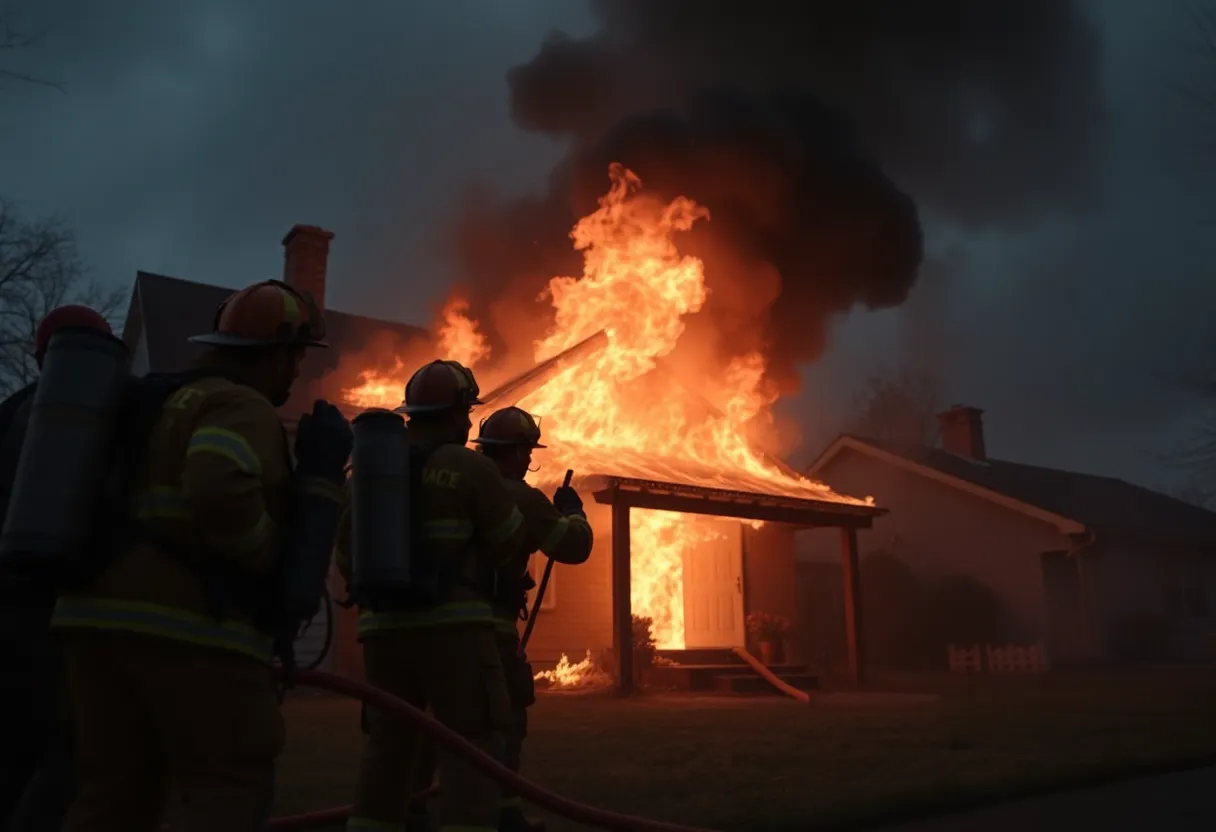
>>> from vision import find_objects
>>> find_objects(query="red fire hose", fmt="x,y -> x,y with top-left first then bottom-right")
265,668 -> 719,832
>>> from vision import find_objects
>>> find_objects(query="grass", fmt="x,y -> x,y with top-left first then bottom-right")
274,669 -> 1216,831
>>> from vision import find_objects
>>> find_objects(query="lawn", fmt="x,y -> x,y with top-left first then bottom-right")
273,669 -> 1216,832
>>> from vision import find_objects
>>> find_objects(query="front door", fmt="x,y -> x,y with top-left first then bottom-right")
683,522 -> 745,648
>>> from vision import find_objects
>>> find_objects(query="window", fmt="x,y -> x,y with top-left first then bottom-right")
525,552 -> 556,611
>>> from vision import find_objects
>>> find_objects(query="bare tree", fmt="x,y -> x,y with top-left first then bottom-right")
849,366 -> 944,446
0,0 -> 62,92
0,199 -> 124,395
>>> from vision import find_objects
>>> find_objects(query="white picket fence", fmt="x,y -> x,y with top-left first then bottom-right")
948,643 -> 1048,674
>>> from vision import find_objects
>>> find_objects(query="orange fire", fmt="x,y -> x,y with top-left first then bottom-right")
341,297 -> 490,409
344,163 -> 870,651
436,296 -> 491,369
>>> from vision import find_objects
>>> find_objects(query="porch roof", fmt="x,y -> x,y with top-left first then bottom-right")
592,475 -> 886,528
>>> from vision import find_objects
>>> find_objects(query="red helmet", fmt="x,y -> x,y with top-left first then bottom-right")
395,359 -> 483,414
472,406 -> 546,449
188,280 -> 327,349
35,305 -> 113,366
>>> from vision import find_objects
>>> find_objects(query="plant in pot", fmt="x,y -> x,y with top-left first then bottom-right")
746,611 -> 792,665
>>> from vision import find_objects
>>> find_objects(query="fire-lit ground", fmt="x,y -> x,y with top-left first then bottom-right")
337,164 -> 873,654
274,669 -> 1216,832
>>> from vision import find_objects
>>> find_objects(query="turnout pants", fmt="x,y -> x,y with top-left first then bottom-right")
496,626 -> 536,814
349,623 -> 512,832
58,630 -> 284,832
406,623 -> 536,825
0,592 -> 61,828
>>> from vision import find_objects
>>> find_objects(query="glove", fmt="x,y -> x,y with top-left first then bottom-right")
553,485 -> 584,516
294,399 -> 353,484
521,571 -> 537,592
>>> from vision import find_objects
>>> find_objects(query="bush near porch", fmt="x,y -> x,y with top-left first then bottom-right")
275,668 -> 1216,832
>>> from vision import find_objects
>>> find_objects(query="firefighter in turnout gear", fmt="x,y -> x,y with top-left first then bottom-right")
471,406 -> 593,832
0,305 -> 113,832
336,359 -> 527,832
49,280 -> 352,832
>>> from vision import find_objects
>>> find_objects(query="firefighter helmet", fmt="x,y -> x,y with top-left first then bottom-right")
34,305 -> 112,366
188,280 -> 328,349
395,359 -> 483,414
471,406 -> 546,449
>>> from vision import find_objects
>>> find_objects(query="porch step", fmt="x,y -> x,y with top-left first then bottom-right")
713,672 -> 820,695
650,661 -> 813,692
657,648 -> 745,666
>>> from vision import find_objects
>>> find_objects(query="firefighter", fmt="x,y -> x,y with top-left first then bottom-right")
48,280 -> 352,832
471,406 -> 593,832
336,359 -> 527,832
0,305 -> 113,830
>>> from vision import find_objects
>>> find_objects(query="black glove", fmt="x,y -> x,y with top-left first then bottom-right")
553,485 -> 584,516
294,399 -> 353,484
521,571 -> 537,592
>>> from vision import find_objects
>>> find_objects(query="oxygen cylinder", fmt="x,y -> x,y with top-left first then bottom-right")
350,408 -> 411,606
279,473 -> 346,627
0,326 -> 130,574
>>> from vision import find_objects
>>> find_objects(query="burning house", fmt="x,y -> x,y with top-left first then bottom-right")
339,166 -> 886,692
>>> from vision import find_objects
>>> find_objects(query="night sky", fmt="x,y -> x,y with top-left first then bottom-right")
2,0 -> 1213,493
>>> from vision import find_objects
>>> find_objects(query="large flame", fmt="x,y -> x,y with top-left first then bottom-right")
344,163 -> 869,651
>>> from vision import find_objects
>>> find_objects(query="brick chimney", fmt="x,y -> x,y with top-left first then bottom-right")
937,405 -> 987,461
281,225 -> 335,312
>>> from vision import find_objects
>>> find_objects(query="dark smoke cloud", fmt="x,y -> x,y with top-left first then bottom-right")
452,0 -> 1105,390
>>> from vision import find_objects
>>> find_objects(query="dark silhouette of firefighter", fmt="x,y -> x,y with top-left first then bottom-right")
336,359 -> 527,832
471,405 -> 593,832
6,280 -> 352,832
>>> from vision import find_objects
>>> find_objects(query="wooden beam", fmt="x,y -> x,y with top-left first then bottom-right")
839,527 -> 864,685
611,498 -> 634,696
592,487 -> 875,529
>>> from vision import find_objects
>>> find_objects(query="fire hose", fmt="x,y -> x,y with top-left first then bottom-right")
265,667 -> 720,832
266,472 -> 718,832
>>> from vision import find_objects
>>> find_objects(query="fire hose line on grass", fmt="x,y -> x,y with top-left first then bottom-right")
265,668 -> 720,832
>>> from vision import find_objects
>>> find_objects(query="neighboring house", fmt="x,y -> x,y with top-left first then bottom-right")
119,225 -> 428,673
802,405 -> 1216,666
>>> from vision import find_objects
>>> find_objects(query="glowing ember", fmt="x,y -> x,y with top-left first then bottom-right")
342,163 -> 872,651
534,651 -> 612,690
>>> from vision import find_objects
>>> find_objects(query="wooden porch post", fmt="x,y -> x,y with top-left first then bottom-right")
612,499 -> 634,696
839,526 -> 865,685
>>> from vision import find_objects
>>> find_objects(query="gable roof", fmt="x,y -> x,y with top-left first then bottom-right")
123,271 -> 428,417
809,434 -> 1216,549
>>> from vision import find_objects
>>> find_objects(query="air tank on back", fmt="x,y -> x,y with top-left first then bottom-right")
350,408 -> 411,607
0,326 -> 130,575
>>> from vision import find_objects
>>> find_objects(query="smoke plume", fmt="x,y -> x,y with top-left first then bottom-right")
452,0 -> 1105,390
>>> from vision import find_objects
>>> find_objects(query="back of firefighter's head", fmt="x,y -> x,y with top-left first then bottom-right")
187,280 -> 327,407
471,406 -> 544,480
35,305 -> 112,369
396,359 -> 481,445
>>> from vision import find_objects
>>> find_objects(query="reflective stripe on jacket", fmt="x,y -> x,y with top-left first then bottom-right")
53,596 -> 274,662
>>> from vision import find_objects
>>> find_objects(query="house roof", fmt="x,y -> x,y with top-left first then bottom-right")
123,271 -> 428,417
808,434 -> 1216,549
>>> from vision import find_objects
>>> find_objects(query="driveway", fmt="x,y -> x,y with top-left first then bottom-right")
878,767 -> 1216,831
